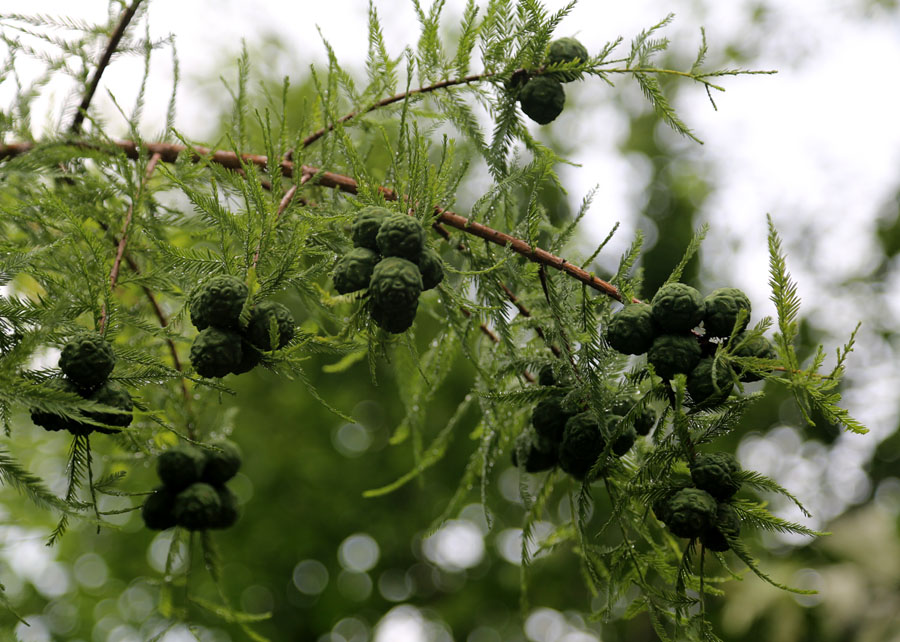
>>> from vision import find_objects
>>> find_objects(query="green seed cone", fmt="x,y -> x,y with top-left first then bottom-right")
59,331 -> 116,391
651,283 -> 704,333
417,247 -> 444,291
142,486 -> 177,531
202,440 -> 242,485
606,303 -> 656,355
519,76 -> 565,124
157,446 -> 206,491
188,275 -> 248,331
703,287 -> 751,338
85,381 -> 134,433
690,452 -> 742,501
663,487 -> 717,539
351,206 -> 391,250
647,334 -> 702,380
246,300 -> 295,351
173,482 -> 222,531
546,37 -> 589,81
190,328 -> 243,378
376,214 -> 426,261
333,247 -> 381,294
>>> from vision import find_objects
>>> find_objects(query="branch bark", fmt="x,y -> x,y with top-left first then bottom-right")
69,0 -> 145,134
0,140 -> 627,303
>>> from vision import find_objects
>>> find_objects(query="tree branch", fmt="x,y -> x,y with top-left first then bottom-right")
0,139 -> 627,302
69,0 -> 145,134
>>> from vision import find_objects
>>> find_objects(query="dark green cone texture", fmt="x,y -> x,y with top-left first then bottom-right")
145,441 -> 243,532
558,412 -> 606,481
663,488 -> 717,538
369,257 -> 423,311
376,214 -> 426,260
246,300 -> 295,350
647,334 -> 702,380
202,440 -> 242,485
173,482 -> 222,531
703,287 -> 751,338
701,503 -> 741,551
546,37 -> 588,81
351,206 -> 391,250
157,446 -> 206,491
59,331 -> 115,391
86,381 -> 134,432
333,247 -> 380,294
417,247 -> 444,291
511,428 -> 557,473
687,357 -> 735,407
190,328 -> 243,378
188,275 -> 248,331
519,76 -> 565,124
606,303 -> 656,355
690,452 -> 742,501
651,283 -> 704,333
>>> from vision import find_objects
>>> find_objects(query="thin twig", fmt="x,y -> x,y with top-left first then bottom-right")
286,71 -> 494,159
69,0 -> 145,134
99,152 -> 161,334
284,61 -> 771,157
251,181 -> 303,271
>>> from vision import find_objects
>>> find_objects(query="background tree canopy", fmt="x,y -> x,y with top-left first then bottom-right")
1,1 -> 899,641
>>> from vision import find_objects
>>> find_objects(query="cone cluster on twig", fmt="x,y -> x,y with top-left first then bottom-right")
652,452 -> 743,551
142,441 -> 242,531
513,37 -> 589,125
332,206 -> 444,334
512,365 -> 657,482
605,283 -> 778,405
30,331 -> 133,435
188,275 -> 295,377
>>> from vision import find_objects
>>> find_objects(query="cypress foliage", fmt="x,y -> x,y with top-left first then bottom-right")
0,1 -> 864,639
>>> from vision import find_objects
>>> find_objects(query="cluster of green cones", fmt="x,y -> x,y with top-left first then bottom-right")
513,365 -> 658,482
188,275 -> 295,378
652,452 -> 744,551
332,206 -> 444,334
510,37 -> 589,124
142,440 -> 242,532
30,330 -> 133,435
606,283 -> 778,405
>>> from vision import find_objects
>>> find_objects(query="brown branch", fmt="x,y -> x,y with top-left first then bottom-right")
286,72 -> 494,160
0,140 -> 627,302
69,0 -> 145,134
99,152 -> 161,334
459,306 -> 502,345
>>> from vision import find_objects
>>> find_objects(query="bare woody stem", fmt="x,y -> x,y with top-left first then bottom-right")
286,72 -> 493,159
69,0 -> 145,134
0,139 -> 628,303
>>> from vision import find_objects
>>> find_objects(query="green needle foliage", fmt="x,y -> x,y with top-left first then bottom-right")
0,1 -> 865,640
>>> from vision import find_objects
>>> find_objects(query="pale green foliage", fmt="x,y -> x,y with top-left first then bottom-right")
0,1 -> 866,640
